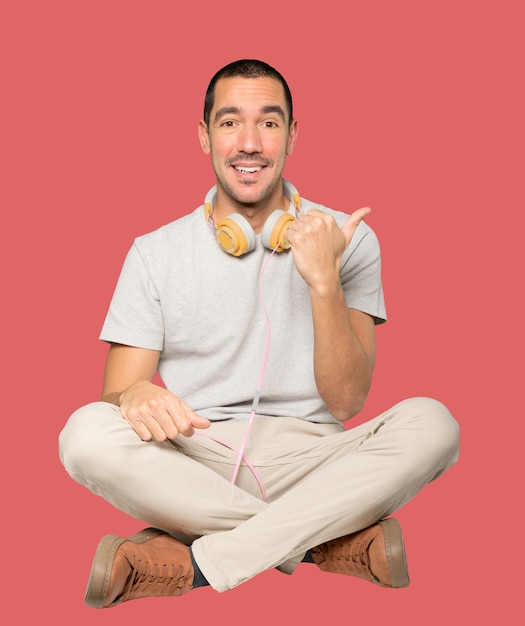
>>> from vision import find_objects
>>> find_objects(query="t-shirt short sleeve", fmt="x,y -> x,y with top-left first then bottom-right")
99,242 -> 165,349
340,223 -> 386,325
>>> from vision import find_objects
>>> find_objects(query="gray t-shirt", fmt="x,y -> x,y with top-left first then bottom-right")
100,192 -> 386,425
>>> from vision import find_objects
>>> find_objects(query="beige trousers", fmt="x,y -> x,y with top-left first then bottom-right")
59,397 -> 459,592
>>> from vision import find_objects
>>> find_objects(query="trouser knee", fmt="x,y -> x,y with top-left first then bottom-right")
398,396 -> 460,472
58,401 -> 124,481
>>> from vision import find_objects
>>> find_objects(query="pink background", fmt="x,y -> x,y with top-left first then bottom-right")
2,1 -> 523,623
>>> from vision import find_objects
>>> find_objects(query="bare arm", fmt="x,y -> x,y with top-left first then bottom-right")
311,298 -> 375,421
102,343 -> 210,441
286,208 -> 376,421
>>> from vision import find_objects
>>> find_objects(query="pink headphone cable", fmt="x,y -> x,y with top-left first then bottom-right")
196,433 -> 268,501
229,248 -> 275,490
196,246 -> 278,502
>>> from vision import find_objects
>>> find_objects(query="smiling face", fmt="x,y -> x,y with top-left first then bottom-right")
198,76 -> 298,225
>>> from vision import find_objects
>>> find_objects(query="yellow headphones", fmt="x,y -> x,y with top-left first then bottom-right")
204,179 -> 302,257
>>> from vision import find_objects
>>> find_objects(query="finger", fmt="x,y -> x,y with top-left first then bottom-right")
123,411 -> 155,441
302,208 -> 325,218
286,209 -> 328,244
146,416 -> 174,442
135,403 -> 180,441
128,406 -> 173,441
178,412 -> 211,437
124,402 -> 180,441
340,206 -> 372,244
192,415 -> 212,430
146,396 -> 199,439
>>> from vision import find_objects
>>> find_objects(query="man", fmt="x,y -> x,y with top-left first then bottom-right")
59,59 -> 460,609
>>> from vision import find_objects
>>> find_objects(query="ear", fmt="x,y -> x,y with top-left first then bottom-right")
198,120 -> 211,154
286,119 -> 298,156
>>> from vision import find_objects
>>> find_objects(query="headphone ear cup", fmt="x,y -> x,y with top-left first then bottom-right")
261,211 -> 295,252
215,214 -> 256,256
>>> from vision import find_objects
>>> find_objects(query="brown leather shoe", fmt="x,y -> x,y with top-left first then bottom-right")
310,518 -> 410,588
84,528 -> 194,608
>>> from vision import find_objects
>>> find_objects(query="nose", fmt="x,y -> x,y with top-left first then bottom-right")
237,123 -> 262,154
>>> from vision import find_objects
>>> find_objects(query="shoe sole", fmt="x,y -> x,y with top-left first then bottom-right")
84,528 -> 165,608
378,518 -> 410,588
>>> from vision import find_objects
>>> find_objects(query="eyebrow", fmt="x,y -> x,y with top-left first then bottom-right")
214,105 -> 286,124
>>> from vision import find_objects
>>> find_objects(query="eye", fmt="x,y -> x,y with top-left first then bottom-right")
263,121 -> 279,128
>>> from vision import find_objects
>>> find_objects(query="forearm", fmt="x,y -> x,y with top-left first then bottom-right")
101,344 -> 160,404
101,391 -> 122,405
101,345 -> 210,440
310,283 -> 375,421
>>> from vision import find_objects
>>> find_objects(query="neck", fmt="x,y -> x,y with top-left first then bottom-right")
206,181 -> 293,233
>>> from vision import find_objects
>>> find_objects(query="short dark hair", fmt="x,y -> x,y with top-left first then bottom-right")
203,59 -> 293,127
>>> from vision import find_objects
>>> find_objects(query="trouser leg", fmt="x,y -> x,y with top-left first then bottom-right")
59,397 -> 459,593
192,397 -> 460,591
58,402 -> 268,541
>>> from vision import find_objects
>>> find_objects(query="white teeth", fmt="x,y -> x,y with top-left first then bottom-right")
235,166 -> 261,173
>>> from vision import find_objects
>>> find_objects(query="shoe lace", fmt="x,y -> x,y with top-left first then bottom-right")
322,533 -> 378,581
120,557 -> 191,601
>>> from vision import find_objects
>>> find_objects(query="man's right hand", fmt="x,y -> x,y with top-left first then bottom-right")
118,380 -> 211,442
